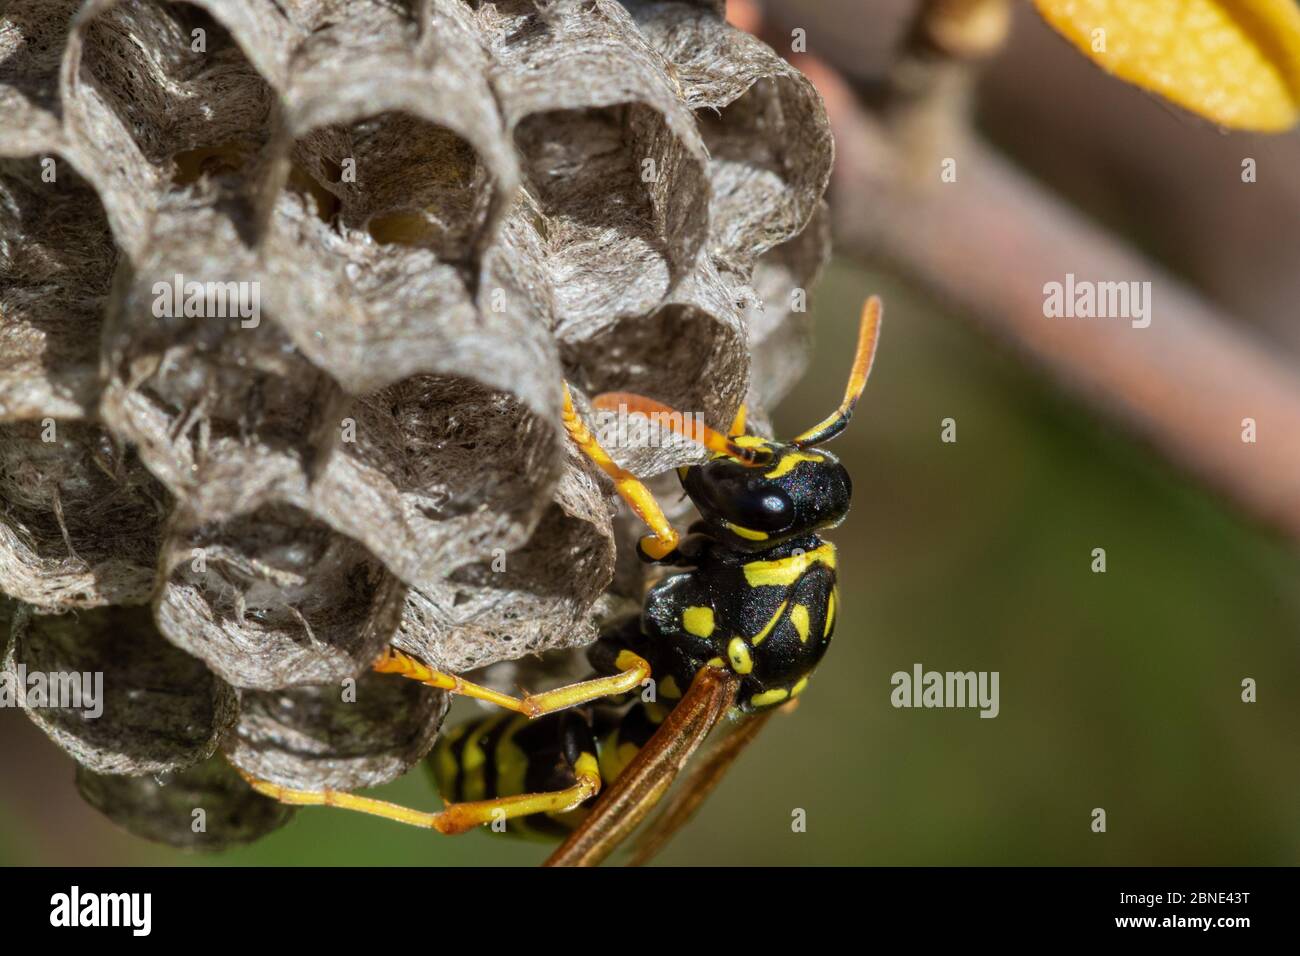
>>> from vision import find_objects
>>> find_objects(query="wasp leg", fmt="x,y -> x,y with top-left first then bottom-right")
561,382 -> 680,560
544,665 -> 740,867
374,646 -> 651,719
728,403 -> 747,437
238,758 -> 601,835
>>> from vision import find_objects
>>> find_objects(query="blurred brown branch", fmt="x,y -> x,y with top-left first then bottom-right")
750,0 -> 1300,544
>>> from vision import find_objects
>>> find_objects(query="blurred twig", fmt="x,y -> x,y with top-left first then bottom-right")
751,0 -> 1300,544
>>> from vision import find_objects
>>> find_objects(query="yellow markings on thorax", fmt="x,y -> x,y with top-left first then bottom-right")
764,450 -> 825,480
825,588 -> 837,637
750,687 -> 789,708
751,600 -> 787,645
683,606 -> 715,638
659,674 -> 682,698
790,604 -> 811,643
790,676 -> 809,697
727,636 -> 754,674
743,541 -> 837,588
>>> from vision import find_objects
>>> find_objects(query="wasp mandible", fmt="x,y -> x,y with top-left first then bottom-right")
242,296 -> 883,866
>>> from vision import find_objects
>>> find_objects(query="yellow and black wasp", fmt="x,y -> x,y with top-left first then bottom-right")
242,297 -> 883,866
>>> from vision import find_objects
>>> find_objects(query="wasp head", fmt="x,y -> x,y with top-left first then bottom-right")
681,439 -> 851,551
680,296 -> 882,551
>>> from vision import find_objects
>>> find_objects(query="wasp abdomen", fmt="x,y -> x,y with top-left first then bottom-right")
430,710 -> 593,839
427,699 -> 665,841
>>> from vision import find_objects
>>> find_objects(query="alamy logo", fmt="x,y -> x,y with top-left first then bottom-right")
891,663 -> 1000,718
1043,273 -> 1151,328
151,272 -> 260,328
0,665 -> 103,718
50,886 -> 151,936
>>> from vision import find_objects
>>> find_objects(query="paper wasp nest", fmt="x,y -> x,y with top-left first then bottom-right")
0,0 -> 831,848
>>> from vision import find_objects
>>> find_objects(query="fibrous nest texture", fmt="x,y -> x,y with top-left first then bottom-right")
0,0 -> 831,849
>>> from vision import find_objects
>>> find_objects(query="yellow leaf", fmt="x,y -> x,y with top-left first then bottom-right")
1033,0 -> 1300,131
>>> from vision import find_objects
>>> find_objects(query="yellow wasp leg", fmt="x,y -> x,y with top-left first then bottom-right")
728,403 -> 747,437
374,647 -> 651,719
561,382 -> 680,560
238,757 -> 601,835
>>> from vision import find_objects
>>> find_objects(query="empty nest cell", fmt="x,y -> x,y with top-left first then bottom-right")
76,755 -> 295,849
155,502 -> 408,691
394,448 -> 616,673
2,603 -> 238,774
0,156 -> 118,421
0,420 -> 166,608
222,670 -> 449,791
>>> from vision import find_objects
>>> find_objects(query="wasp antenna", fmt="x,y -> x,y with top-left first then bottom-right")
790,295 -> 882,448
591,392 -> 771,465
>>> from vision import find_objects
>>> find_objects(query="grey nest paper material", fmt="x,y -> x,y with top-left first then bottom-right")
0,0 -> 831,848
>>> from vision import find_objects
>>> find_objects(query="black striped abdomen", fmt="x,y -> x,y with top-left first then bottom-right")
429,709 -> 597,838
428,696 -> 672,840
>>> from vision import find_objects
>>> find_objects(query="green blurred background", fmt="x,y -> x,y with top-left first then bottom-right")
3,260 -> 1298,865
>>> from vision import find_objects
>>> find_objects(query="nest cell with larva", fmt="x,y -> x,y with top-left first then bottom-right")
0,0 -> 832,849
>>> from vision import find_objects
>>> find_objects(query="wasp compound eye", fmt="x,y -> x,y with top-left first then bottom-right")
733,487 -> 795,533
684,462 -> 797,536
